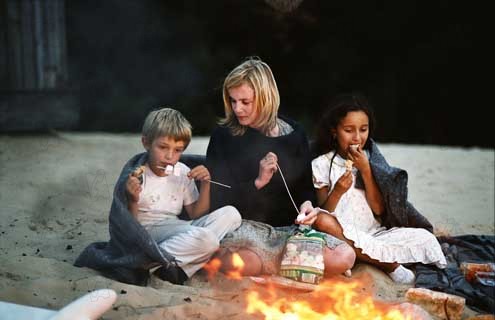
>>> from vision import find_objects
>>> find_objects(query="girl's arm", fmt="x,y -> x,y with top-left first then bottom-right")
349,147 -> 385,215
359,166 -> 385,215
315,170 -> 353,212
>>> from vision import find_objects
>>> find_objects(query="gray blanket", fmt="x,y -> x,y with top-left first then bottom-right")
74,152 -> 176,286
355,139 -> 433,232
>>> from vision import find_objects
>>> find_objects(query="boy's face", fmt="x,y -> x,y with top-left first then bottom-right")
142,135 -> 186,177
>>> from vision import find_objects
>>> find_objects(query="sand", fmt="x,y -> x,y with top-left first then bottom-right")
0,132 -> 493,319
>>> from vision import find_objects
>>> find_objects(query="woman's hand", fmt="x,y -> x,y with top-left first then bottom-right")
332,170 -> 353,197
347,145 -> 370,173
125,174 -> 142,203
295,200 -> 320,225
254,152 -> 278,189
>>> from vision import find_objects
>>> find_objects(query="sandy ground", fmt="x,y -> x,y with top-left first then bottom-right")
0,132 -> 493,319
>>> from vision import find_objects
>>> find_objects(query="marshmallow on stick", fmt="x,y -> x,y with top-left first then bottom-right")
164,165 -> 174,175
296,212 -> 307,223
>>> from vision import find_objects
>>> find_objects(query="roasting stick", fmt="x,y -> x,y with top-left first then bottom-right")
276,163 -> 300,215
156,166 -> 231,189
201,180 -> 231,189
276,163 -> 332,221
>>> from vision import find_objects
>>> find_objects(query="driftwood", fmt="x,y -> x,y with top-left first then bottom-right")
406,287 -> 465,320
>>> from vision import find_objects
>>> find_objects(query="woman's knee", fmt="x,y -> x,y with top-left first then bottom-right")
219,248 -> 262,276
323,243 -> 356,275
335,243 -> 356,269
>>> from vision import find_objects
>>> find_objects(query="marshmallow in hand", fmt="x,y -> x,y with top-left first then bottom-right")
296,212 -> 307,223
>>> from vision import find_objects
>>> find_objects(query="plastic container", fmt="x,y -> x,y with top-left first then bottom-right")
475,271 -> 495,286
279,228 -> 325,285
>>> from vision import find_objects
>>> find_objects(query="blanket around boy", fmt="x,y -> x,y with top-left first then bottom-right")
74,152 -> 176,286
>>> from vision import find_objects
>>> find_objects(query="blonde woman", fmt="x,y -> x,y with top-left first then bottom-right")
206,57 -> 356,277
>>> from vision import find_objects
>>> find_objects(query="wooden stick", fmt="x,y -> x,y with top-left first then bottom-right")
156,166 -> 231,188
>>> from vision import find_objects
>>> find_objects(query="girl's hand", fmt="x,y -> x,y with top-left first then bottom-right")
188,165 -> 211,182
125,174 -> 142,203
255,152 -> 278,189
333,170 -> 353,197
348,145 -> 370,173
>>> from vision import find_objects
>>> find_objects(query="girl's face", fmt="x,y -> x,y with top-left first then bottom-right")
332,110 -> 369,157
142,135 -> 185,176
228,83 -> 259,128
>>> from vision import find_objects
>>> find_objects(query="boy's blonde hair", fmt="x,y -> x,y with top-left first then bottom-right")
220,57 -> 280,136
142,107 -> 192,147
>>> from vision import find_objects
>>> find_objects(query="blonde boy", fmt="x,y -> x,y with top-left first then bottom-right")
126,108 -> 241,284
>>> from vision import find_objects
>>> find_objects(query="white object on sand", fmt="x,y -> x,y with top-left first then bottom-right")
0,289 -> 117,320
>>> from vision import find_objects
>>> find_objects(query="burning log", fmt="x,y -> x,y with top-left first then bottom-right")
405,287 -> 465,320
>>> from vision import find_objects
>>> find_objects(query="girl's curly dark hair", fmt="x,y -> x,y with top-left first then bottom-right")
314,92 -> 376,156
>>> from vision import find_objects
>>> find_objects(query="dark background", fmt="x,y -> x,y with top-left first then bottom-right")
3,1 -> 489,148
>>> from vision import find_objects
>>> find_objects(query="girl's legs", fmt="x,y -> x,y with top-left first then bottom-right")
314,213 -> 399,273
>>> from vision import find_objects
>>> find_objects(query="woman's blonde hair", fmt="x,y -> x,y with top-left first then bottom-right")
142,107 -> 192,147
220,57 -> 280,136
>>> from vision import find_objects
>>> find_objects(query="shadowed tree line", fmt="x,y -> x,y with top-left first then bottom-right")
63,1 -> 486,147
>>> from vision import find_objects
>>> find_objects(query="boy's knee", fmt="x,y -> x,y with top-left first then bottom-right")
198,229 -> 220,253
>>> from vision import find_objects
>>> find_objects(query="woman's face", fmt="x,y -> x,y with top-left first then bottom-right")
333,110 -> 369,156
228,83 -> 258,128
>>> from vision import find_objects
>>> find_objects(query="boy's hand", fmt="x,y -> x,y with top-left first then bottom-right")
187,165 -> 211,182
126,174 -> 142,203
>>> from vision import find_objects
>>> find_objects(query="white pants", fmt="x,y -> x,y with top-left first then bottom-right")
145,206 -> 241,277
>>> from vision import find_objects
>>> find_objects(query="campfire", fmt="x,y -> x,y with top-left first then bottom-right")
204,254 -> 417,320
245,279 -> 413,320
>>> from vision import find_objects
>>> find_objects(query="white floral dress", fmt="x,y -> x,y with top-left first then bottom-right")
312,151 -> 447,268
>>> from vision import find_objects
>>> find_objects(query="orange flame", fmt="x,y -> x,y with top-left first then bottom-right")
246,278 -> 412,320
203,257 -> 222,280
226,252 -> 245,280
203,252 -> 245,280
